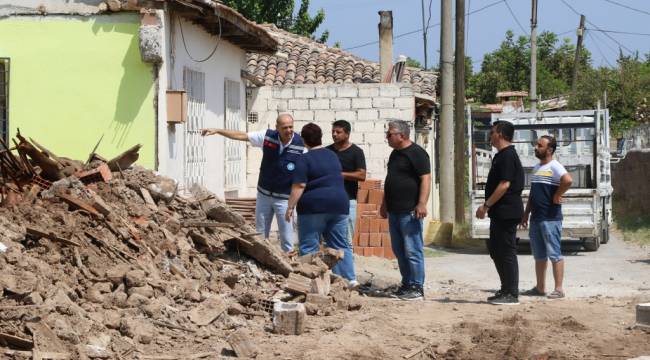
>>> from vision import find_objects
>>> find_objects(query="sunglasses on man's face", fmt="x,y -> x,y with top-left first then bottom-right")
386,131 -> 401,138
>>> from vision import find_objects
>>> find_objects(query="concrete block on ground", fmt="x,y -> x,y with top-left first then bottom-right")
273,302 -> 306,335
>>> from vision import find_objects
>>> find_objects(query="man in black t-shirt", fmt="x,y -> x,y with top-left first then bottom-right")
327,120 -> 367,244
380,120 -> 431,301
475,120 -> 524,305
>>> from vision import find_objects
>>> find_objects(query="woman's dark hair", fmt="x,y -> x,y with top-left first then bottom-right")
301,123 -> 322,147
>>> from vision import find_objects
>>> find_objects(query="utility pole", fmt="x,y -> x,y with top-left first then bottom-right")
421,0 -> 428,69
439,0 -> 455,225
571,15 -> 586,96
454,0 -> 466,223
530,0 -> 538,112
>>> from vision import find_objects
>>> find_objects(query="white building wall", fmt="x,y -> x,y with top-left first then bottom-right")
247,83 -> 440,220
157,14 -> 247,198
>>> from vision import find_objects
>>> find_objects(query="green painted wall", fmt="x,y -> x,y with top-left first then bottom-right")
0,14 -> 155,168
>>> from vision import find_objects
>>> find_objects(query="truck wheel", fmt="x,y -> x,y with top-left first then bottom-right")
583,237 -> 600,252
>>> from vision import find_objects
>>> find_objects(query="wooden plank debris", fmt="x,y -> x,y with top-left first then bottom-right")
0,331 -> 33,350
26,227 -> 81,247
140,187 -> 158,211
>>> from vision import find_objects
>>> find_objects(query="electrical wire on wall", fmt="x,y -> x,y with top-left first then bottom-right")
178,11 -> 222,63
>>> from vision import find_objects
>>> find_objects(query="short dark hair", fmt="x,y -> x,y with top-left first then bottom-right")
541,135 -> 557,154
301,123 -> 322,147
332,120 -> 351,134
492,120 -> 515,142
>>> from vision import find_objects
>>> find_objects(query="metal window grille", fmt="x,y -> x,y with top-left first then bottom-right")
0,58 -> 9,144
224,79 -> 244,191
247,111 -> 258,124
183,68 -> 206,190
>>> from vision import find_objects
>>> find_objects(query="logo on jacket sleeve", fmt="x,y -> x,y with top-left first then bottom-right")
286,162 -> 295,171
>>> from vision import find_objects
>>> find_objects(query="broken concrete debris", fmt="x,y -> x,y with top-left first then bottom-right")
272,302 -> 306,335
0,131 -> 363,358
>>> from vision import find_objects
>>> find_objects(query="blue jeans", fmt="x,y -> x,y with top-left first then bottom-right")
529,220 -> 563,262
298,213 -> 356,281
348,200 -> 357,243
255,192 -> 294,252
388,212 -> 425,287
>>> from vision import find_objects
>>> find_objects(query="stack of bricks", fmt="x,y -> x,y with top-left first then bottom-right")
352,179 -> 396,259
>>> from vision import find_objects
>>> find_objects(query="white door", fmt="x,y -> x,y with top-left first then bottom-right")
183,68 -> 206,190
224,79 -> 244,192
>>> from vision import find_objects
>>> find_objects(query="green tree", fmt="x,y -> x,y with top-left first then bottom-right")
222,0 -> 328,42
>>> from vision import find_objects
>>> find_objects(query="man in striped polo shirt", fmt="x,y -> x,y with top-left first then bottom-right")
520,135 -> 573,299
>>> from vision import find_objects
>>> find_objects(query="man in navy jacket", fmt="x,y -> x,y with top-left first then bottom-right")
201,113 -> 304,252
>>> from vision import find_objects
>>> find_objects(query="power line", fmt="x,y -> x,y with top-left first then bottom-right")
557,0 -> 634,55
587,28 -> 650,37
586,30 -> 614,67
603,0 -> 650,17
589,27 -> 621,57
344,0 -> 505,51
503,0 -> 527,34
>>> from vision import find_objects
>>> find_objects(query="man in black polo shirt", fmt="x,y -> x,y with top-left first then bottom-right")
327,120 -> 366,242
475,120 -> 524,305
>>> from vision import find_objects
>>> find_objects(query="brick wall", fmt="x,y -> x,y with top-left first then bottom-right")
611,151 -> 650,217
353,179 -> 395,260
245,83 -> 416,196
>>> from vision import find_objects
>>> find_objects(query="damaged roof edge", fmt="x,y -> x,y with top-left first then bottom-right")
0,1 -> 278,53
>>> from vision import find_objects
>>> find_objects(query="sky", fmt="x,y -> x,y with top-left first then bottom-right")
302,0 -> 650,72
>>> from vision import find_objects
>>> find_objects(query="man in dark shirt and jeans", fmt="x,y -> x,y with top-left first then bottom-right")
327,120 -> 367,242
380,120 -> 431,301
475,120 -> 524,305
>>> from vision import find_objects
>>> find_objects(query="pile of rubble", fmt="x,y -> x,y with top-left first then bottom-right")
0,133 -> 361,359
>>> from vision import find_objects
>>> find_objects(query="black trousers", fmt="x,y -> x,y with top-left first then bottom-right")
487,218 -> 520,297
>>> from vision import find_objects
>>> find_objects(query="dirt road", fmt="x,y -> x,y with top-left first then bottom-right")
252,229 -> 650,359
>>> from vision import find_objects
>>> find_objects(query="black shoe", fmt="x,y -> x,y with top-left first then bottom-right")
487,290 -> 505,301
398,286 -> 424,301
488,293 -> 520,305
520,287 -> 546,296
391,284 -> 409,298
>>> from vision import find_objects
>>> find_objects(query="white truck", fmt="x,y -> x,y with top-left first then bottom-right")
468,107 -> 613,251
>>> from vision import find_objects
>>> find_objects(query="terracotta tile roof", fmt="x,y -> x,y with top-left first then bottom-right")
246,25 -> 437,97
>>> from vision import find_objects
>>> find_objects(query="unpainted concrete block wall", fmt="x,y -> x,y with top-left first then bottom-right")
245,83 -> 416,195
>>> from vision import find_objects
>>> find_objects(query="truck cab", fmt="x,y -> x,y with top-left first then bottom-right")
468,108 -> 613,251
